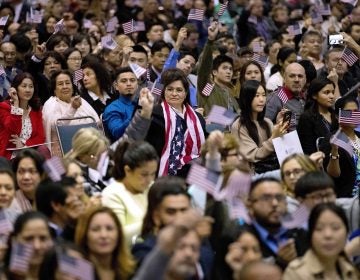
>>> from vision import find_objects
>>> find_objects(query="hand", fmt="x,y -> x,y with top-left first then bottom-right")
207,21 -> 219,41
8,87 -> 19,107
139,87 -> 154,119
341,16 -> 352,32
34,43 -> 46,60
71,96 -> 82,109
9,135 -> 24,148
275,108 -> 287,125
309,151 -> 325,169
207,130 -> 224,154
327,68 -> 338,84
175,27 -> 187,50
272,120 -> 288,138
87,194 -> 102,209
341,32 -> 359,50
345,236 -> 360,258
277,239 -> 297,263
225,242 -> 245,276
194,107 -> 204,116
122,46 -> 133,61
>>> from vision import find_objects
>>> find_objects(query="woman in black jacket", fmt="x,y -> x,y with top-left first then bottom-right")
297,78 -> 338,155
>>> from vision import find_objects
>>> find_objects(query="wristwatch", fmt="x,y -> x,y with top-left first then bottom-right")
329,153 -> 339,160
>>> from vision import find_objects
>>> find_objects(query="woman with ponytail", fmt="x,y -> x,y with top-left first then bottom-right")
102,140 -> 159,245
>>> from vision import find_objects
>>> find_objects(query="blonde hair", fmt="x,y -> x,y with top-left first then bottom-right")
75,207 -> 135,279
65,127 -> 109,161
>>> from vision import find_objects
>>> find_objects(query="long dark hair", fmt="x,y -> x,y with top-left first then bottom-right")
11,72 -> 41,111
238,80 -> 271,145
80,61 -> 111,95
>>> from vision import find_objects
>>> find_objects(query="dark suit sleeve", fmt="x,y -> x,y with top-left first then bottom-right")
297,112 -> 317,155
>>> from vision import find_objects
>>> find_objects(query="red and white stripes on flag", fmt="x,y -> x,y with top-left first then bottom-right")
217,1 -> 228,17
10,242 -> 33,273
159,102 -> 205,176
58,253 -> 95,280
202,83 -> 214,96
207,105 -> 237,126
252,53 -> 268,69
122,19 -> 135,34
186,163 -> 222,195
339,109 -> 360,125
148,81 -> 164,96
277,87 -> 289,104
188,9 -> 205,21
54,19 -> 65,33
129,63 -> 147,79
73,69 -> 83,86
342,48 -> 358,66
287,23 -> 302,36
0,15 -> 9,26
282,204 -> 310,229
101,34 -> 118,50
43,156 -> 66,182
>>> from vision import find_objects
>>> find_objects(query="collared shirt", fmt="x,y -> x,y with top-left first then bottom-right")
87,90 -> 111,105
253,221 -> 289,254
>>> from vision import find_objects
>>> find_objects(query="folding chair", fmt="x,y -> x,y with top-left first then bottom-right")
55,116 -> 100,156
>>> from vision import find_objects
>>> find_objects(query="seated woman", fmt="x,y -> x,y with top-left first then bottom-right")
102,140 -> 159,245
231,80 -> 288,174
10,149 -> 45,213
283,203 -> 359,279
0,73 -> 45,159
42,70 -> 99,157
145,68 -> 206,177
75,206 -> 135,280
65,127 -> 110,196
323,95 -> 360,198
297,78 -> 338,155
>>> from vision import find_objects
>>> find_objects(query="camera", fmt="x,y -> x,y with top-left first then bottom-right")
329,34 -> 343,45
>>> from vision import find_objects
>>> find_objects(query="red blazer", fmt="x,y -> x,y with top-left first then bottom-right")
0,101 -> 45,159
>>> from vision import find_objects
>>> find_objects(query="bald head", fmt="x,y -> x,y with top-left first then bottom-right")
237,261 -> 282,280
283,62 -> 306,95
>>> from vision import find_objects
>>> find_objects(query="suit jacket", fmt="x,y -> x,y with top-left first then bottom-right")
297,109 -> 338,155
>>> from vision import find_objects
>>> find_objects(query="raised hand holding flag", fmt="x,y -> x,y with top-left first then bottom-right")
0,15 -> 9,26
129,63 -> 147,79
101,34 -> 118,50
330,129 -> 353,156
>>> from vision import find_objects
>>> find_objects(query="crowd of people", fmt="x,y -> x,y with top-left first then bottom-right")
0,0 -> 359,279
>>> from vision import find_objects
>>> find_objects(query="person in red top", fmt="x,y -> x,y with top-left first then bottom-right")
0,72 -> 45,159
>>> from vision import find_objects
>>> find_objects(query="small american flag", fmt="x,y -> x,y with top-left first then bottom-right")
339,109 -> 360,125
0,15 -> 9,26
342,48 -> 358,66
217,1 -> 228,17
330,129 -> 353,156
202,83 -> 214,96
58,253 -> 95,280
311,12 -> 323,24
317,4 -> 331,16
287,23 -> 302,36
0,65 -> 5,77
10,242 -> 33,273
101,35 -> 118,50
129,63 -> 147,79
43,156 -> 66,182
216,169 -> 251,201
0,211 -> 13,234
282,204 -> 309,229
340,0 -> 358,6
134,21 -> 146,32
188,9 -> 205,21
83,19 -> 93,29
148,81 -> 164,96
252,53 -> 268,69
277,87 -> 289,104
228,199 -> 250,222
207,105 -> 237,126
252,42 -> 263,53
106,17 -> 118,33
73,69 -> 83,86
54,18 -> 65,33
186,164 -> 223,195
122,19 -> 135,34
248,15 -> 257,24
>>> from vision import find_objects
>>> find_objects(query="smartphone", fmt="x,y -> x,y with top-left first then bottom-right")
329,34 -> 343,45
283,111 -> 292,124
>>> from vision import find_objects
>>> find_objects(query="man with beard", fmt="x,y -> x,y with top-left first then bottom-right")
232,177 -> 308,270
132,176 -> 213,279
102,67 -> 139,142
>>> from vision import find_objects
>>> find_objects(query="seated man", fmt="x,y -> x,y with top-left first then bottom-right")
103,67 -> 139,142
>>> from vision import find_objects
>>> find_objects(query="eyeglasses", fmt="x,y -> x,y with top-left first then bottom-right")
165,87 -> 185,94
283,168 -> 304,178
251,194 -> 286,203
